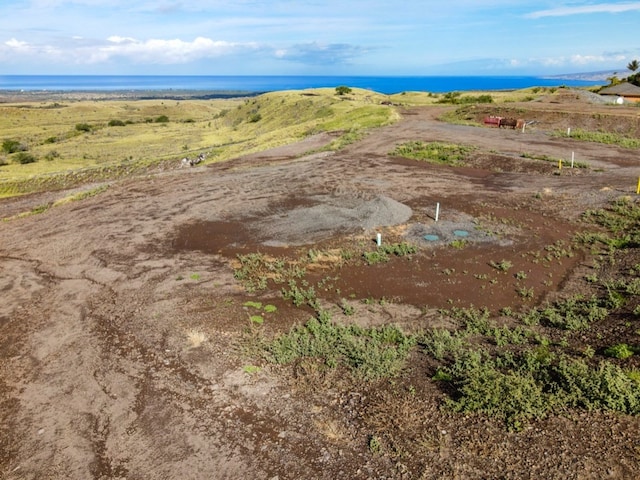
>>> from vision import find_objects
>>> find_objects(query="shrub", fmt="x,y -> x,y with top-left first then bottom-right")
108,119 -> 126,127
75,123 -> 92,132
44,150 -> 60,161
441,351 -> 640,430
14,152 -> 37,164
2,139 -> 27,154
155,115 -> 169,123
335,85 -> 352,95
421,328 -> 466,360
266,312 -> 415,380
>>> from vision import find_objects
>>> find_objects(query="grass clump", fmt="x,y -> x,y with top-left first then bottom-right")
363,242 -> 417,265
391,141 -> 475,166
266,311 -> 415,381
580,197 -> 640,250
555,128 -> 640,149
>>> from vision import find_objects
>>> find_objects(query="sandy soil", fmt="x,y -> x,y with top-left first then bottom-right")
1,93 -> 640,479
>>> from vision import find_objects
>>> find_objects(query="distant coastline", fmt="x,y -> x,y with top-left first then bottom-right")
0,75 -> 605,98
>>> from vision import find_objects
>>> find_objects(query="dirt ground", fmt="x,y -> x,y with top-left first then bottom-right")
1,92 -> 640,479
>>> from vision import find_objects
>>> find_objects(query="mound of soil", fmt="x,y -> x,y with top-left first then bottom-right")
256,195 -> 413,246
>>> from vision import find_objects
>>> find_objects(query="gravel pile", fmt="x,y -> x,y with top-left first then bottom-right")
257,195 -> 413,246
569,88 -> 620,105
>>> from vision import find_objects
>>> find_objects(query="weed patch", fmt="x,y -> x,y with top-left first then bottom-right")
391,141 -> 475,166
266,311 -> 416,381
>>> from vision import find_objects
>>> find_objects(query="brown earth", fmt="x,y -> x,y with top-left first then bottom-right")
1,93 -> 640,479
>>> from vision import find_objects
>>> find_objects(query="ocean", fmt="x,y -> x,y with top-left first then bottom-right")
0,75 -> 604,95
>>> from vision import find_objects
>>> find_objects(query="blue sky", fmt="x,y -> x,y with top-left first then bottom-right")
1,0 -> 639,76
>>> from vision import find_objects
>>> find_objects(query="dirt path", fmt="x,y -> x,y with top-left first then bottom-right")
1,102 -> 639,479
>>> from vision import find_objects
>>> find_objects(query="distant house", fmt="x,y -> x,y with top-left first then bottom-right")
598,82 -> 640,103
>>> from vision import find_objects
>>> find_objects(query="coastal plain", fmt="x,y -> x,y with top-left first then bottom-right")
1,87 -> 639,479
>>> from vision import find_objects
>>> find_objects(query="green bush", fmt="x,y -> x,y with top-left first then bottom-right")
75,123 -> 92,132
267,311 -> 415,380
440,350 -> 640,430
108,119 -> 126,127
436,92 -> 493,104
154,115 -> 169,123
2,139 -> 27,154
335,86 -> 352,95
14,152 -> 37,164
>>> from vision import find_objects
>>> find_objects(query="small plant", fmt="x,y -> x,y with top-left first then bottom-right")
243,301 -> 263,309
340,299 -> 355,316
450,239 -> 467,249
490,259 -> 513,272
190,273 -> 201,280
515,271 -> 527,280
75,123 -> 92,132
243,365 -> 261,374
249,315 -> 264,325
517,287 -> 534,299
368,435 -> 382,454
155,115 -> 170,123
363,250 -> 389,265
604,343 -> 635,360
585,273 -> 599,283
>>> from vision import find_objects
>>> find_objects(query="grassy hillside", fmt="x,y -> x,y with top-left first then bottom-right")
0,88 -> 398,198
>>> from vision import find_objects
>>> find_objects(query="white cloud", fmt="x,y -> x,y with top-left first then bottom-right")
1,35 -> 264,66
107,36 -> 136,44
98,37 -> 261,64
6,38 -> 30,48
503,52 -> 631,71
526,2 -> 640,19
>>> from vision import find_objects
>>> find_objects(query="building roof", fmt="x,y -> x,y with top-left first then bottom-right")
599,82 -> 640,97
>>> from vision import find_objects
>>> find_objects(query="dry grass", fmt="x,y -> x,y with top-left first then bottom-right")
0,88 -> 398,197
0,85 -> 547,198
186,329 -> 208,348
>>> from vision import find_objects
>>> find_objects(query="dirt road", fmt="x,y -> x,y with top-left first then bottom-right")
1,99 -> 639,479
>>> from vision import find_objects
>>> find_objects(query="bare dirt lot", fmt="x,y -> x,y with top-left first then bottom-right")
1,92 -> 640,479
